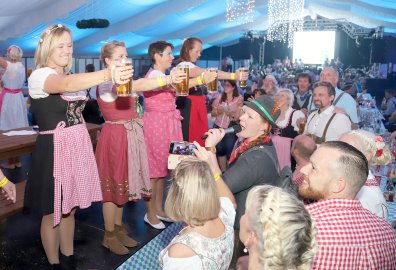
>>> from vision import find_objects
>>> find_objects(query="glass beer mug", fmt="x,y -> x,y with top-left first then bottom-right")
175,66 -> 189,96
206,68 -> 218,93
115,58 -> 133,97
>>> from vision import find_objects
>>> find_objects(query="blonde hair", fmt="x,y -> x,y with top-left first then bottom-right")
344,130 -> 391,165
278,88 -> 295,106
246,185 -> 317,270
7,45 -> 23,62
100,40 -> 125,67
165,157 -> 220,227
34,24 -> 72,72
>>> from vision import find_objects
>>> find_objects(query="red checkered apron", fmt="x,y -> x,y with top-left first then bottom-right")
41,121 -> 102,227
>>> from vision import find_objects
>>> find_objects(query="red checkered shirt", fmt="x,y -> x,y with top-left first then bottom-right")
306,199 -> 396,270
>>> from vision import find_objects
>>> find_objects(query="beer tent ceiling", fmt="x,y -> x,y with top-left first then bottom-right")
0,0 -> 395,56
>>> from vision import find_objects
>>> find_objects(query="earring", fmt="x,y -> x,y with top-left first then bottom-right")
243,234 -> 251,253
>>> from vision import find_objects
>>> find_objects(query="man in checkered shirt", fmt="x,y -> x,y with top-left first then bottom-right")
299,141 -> 396,269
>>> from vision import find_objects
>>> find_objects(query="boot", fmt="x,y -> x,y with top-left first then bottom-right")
114,224 -> 138,248
102,230 -> 129,255
60,254 -> 76,270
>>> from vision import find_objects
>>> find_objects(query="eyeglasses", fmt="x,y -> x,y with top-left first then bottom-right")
160,52 -> 174,57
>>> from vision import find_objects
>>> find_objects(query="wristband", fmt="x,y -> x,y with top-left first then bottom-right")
214,172 -> 221,182
157,76 -> 166,87
205,146 -> 216,154
0,176 -> 9,188
196,75 -> 203,85
230,73 -> 236,80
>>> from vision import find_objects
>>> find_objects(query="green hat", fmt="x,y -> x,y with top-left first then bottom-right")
243,95 -> 280,127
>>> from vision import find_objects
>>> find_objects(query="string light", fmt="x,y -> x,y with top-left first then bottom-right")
267,0 -> 305,48
226,0 -> 255,25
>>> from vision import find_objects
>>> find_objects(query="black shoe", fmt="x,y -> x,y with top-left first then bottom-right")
52,264 -> 62,270
60,254 -> 76,270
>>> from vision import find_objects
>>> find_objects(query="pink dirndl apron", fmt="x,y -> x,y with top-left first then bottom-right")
41,121 -> 102,227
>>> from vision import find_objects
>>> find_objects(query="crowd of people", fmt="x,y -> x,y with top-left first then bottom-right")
0,23 -> 396,270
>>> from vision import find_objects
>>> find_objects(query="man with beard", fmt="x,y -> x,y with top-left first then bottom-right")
299,141 -> 396,269
304,82 -> 351,145
306,67 -> 359,129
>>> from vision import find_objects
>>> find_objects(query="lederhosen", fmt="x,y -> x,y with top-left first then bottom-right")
306,113 -> 338,145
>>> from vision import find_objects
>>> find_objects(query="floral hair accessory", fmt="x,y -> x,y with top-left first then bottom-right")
376,149 -> 383,157
375,136 -> 384,142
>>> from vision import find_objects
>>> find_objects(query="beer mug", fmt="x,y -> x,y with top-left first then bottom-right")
239,67 -> 248,88
206,68 -> 218,93
298,119 -> 306,134
175,66 -> 189,96
115,58 -> 133,97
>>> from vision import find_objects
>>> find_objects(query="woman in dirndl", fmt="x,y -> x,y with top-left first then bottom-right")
0,45 -> 28,169
96,40 -> 186,255
176,38 -> 248,146
25,24 -> 130,269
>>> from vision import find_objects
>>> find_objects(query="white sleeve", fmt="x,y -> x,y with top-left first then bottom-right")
291,110 -> 305,132
219,197 -> 236,227
148,70 -> 165,79
28,67 -> 57,99
336,92 -> 359,124
326,114 -> 351,141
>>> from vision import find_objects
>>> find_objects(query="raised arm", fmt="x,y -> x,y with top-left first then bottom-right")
193,131 -> 236,208
43,66 -> 130,94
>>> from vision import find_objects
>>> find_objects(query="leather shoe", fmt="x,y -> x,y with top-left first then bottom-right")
144,214 -> 165,230
156,215 -> 174,223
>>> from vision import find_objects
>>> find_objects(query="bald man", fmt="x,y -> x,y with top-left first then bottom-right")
291,134 -> 316,186
307,67 -> 359,129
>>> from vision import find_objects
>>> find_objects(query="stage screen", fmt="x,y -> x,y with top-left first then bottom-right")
292,31 -> 335,65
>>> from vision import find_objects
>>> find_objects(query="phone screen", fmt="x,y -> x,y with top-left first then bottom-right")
169,141 -> 197,155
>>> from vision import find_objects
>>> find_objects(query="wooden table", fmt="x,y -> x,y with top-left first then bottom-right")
0,123 -> 101,160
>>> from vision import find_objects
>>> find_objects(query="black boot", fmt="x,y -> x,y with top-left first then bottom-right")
52,264 -> 62,270
60,254 -> 76,270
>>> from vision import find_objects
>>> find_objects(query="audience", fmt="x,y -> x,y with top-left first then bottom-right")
299,141 -> 396,269
238,185 -> 317,270
304,82 -> 351,145
261,75 -> 278,99
272,88 -> 305,169
291,135 -> 316,186
318,67 -> 359,128
340,130 -> 391,219
211,80 -> 243,171
159,153 -> 236,270
381,88 -> 396,121
292,73 -> 312,114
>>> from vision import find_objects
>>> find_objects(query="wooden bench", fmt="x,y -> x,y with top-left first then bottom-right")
0,180 -> 26,219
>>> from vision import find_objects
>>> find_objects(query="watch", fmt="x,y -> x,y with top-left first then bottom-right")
205,146 -> 216,154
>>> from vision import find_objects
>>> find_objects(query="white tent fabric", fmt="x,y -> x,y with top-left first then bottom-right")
0,0 -> 395,56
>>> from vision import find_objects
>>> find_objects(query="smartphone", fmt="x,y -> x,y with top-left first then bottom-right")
169,141 -> 197,156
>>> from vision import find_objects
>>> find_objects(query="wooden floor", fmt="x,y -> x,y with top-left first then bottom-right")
0,155 -> 170,270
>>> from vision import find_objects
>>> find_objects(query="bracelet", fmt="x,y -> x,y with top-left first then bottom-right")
157,76 -> 166,87
214,172 -> 221,182
205,146 -> 216,154
230,73 -> 236,80
196,75 -> 203,85
0,176 -> 9,188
